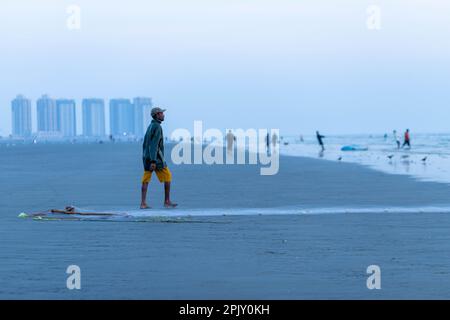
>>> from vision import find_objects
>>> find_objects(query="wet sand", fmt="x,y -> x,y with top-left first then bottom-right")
1,143 -> 450,299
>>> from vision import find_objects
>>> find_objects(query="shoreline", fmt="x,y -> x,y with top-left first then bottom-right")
280,135 -> 450,185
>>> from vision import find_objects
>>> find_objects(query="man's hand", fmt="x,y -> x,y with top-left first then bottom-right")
150,163 -> 156,171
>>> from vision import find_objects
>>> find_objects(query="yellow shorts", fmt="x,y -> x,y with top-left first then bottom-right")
141,167 -> 172,183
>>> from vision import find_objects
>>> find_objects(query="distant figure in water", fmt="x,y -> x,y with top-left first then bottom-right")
300,135 -> 304,142
266,132 -> 270,154
393,130 -> 401,149
402,129 -> 411,149
271,132 -> 278,151
384,133 -> 388,140
226,130 -> 235,153
316,131 -> 325,151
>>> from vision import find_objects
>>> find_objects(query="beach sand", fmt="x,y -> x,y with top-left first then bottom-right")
1,143 -> 450,299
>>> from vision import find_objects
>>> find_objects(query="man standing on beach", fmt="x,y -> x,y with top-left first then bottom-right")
140,107 -> 177,209
316,131 -> 325,151
226,130 -> 235,154
402,129 -> 411,149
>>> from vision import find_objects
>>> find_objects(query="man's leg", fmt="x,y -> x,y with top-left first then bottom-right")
140,182 -> 150,209
164,181 -> 178,207
157,167 -> 177,208
164,181 -> 171,204
140,171 -> 152,209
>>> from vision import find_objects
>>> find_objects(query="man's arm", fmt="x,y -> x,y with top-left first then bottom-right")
148,125 -> 162,163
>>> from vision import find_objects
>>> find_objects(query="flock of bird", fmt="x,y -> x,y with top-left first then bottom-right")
387,154 -> 428,162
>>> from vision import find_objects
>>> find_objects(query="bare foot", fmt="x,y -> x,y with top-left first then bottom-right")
140,204 -> 151,209
164,202 -> 178,208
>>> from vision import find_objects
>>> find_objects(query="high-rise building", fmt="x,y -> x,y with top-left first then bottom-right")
109,99 -> 134,136
11,95 -> 32,137
56,99 -> 77,137
133,97 -> 153,137
82,98 -> 106,137
37,94 -> 58,132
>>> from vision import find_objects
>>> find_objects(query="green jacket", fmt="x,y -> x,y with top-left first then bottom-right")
142,119 -> 167,170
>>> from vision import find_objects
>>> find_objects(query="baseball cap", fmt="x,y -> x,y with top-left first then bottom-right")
151,107 -> 166,117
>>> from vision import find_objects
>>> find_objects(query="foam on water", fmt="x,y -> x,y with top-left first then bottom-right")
54,205 -> 450,220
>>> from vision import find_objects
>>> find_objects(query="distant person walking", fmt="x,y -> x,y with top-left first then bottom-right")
393,130 -> 401,149
140,107 -> 177,209
226,130 -> 234,153
402,129 -> 411,149
271,132 -> 278,150
316,131 -> 325,151
266,132 -> 270,154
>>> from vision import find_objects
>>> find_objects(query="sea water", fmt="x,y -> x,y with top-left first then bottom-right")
278,133 -> 450,185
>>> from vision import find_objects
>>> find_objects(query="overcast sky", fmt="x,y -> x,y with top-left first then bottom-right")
1,0 -> 449,136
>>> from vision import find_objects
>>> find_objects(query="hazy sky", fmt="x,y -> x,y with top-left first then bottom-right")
1,0 -> 449,135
